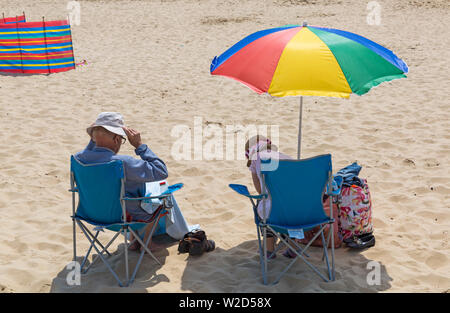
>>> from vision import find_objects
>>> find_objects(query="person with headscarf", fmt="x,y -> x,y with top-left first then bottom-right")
245,135 -> 292,259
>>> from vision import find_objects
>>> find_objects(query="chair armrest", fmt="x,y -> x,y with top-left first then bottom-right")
123,194 -> 171,201
123,183 -> 184,201
229,184 -> 267,200
163,183 -> 183,195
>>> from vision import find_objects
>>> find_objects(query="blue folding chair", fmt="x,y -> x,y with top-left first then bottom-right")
229,154 -> 342,285
69,156 -> 183,287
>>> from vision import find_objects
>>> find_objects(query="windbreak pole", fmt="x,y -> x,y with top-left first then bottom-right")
42,16 -> 51,74
67,15 -> 76,69
15,15 -> 24,73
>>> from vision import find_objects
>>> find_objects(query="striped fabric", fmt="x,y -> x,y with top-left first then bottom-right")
0,15 -> 26,24
0,19 -> 75,74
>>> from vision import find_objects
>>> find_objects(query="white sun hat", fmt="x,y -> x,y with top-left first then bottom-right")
86,112 -> 127,138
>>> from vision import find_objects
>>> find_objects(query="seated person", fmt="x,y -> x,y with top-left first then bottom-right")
75,112 -> 168,252
245,135 -> 292,259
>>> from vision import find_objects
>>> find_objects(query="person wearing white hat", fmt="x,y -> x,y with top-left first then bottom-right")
75,112 -> 169,252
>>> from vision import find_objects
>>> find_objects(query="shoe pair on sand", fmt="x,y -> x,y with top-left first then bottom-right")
344,232 -> 376,249
279,232 -> 376,258
178,229 -> 215,256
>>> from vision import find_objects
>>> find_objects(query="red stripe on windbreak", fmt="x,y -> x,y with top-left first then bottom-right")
22,54 -> 73,60
212,27 -> 300,93
0,20 -> 69,29
0,16 -> 25,24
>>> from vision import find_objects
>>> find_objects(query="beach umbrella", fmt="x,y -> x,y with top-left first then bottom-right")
210,23 -> 408,159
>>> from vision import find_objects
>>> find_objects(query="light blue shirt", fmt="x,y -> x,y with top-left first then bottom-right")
74,140 -> 169,221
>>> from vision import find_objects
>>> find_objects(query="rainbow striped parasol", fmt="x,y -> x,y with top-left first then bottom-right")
210,24 -> 408,157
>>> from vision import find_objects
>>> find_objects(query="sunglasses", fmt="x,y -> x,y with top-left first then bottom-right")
114,135 -> 126,144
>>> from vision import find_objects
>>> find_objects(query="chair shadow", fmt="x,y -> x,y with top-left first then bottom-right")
0,72 -> 50,77
180,239 -> 393,293
49,234 -> 178,293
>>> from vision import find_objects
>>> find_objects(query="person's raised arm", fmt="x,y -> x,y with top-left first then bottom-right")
122,127 -> 168,182
252,172 -> 261,194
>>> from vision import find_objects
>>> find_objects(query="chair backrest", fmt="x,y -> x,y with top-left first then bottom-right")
70,155 -> 125,224
261,154 -> 332,227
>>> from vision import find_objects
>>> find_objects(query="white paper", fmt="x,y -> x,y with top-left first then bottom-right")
140,180 -> 165,214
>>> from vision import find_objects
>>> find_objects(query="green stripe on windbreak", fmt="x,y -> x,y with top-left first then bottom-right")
308,27 -> 405,95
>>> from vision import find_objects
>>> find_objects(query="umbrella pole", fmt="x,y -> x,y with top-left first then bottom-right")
297,96 -> 303,159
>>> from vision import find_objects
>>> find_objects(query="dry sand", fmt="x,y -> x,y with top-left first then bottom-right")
0,0 -> 449,292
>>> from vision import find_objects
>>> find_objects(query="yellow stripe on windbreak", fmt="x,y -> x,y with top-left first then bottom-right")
268,27 -> 352,98
0,61 -> 74,67
0,38 -> 69,44
0,45 -> 72,52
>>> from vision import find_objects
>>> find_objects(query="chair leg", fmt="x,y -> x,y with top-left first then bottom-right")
262,226 -> 268,285
80,230 -> 100,273
72,217 -> 77,263
123,226 -> 129,287
128,215 -> 163,285
77,221 -> 124,287
130,222 -> 161,264
77,221 -> 111,257
270,225 -> 330,283
323,226 -> 332,261
285,237 -> 310,258
84,231 -> 121,274
270,230 -> 312,285
321,231 -> 332,280
255,225 -> 265,284
76,221 -> 118,273
330,222 -> 336,281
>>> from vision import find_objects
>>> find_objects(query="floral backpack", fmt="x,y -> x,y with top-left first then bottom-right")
300,196 -> 343,248
338,179 -> 373,240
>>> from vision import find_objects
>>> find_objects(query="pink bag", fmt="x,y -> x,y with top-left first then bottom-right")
338,179 -> 373,240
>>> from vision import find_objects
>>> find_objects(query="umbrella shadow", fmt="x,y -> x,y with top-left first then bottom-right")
49,234 -> 177,293
179,239 -> 393,292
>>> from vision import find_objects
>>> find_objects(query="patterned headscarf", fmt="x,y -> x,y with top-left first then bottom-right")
245,137 -> 276,167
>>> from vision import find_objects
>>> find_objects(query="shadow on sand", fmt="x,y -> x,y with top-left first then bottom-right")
0,72 -> 49,77
178,239 -> 393,293
51,236 -> 392,292
50,234 -> 178,292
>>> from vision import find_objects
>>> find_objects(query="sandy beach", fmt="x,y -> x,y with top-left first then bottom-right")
0,0 -> 449,293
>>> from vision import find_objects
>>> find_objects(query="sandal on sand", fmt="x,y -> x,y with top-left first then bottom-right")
266,251 -> 276,260
344,232 -> 373,242
346,234 -> 375,249
205,240 -> 215,253
282,249 -> 297,259
128,241 -> 141,251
